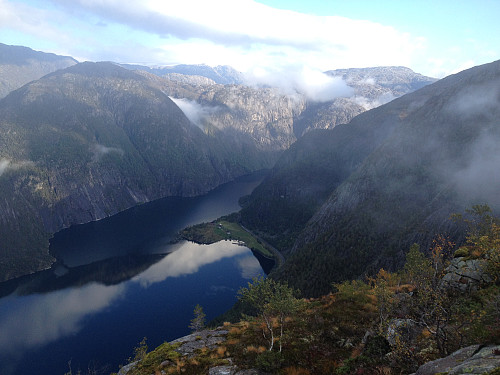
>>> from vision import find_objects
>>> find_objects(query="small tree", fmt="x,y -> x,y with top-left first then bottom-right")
400,239 -> 456,357
238,277 -> 301,352
130,337 -> 148,362
189,304 -> 206,333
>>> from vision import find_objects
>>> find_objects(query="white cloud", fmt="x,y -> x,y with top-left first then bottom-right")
4,0 -> 494,78
1,0 -> 428,75
169,97 -> 220,128
0,158 -> 34,177
246,65 -> 353,102
236,255 -> 263,279
91,143 -> 124,161
0,159 -> 9,176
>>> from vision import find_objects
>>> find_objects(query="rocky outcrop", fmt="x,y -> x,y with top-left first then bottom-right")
171,329 -> 229,357
413,345 -> 500,375
326,66 -> 437,109
441,257 -> 493,292
118,328 -> 266,375
120,63 -> 245,85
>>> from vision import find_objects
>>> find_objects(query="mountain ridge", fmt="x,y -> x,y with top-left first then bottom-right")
0,43 -> 77,98
0,61 -> 270,281
242,59 -> 500,296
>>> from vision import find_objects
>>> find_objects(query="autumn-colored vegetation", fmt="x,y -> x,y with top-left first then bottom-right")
119,206 -> 500,374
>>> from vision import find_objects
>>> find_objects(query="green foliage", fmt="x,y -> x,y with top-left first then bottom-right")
180,219 -> 273,258
130,337 -> 148,362
454,247 -> 470,258
189,304 -> 206,333
238,277 -> 302,351
126,342 -> 182,375
403,243 -> 432,283
255,350 -> 284,371
333,279 -> 372,305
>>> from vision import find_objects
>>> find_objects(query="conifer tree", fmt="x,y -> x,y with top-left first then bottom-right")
189,304 -> 206,333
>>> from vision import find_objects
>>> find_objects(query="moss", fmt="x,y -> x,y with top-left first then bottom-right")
127,342 -> 181,375
454,247 -> 470,258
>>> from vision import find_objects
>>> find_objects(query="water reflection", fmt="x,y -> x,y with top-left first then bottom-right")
237,255 -> 265,279
0,283 -> 125,355
0,241 -> 263,374
133,241 -> 252,287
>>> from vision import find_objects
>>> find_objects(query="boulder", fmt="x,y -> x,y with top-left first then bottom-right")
170,328 -> 229,357
414,344 -> 500,374
441,257 -> 492,292
386,318 -> 421,347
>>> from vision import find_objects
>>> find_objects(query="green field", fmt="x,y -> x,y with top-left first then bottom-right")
180,220 -> 274,259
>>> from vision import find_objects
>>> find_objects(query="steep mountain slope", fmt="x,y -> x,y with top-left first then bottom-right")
0,43 -> 77,98
146,67 -> 435,152
120,63 -> 245,84
293,67 -> 436,136
326,66 -> 436,105
0,62 -> 269,281
242,60 -> 500,296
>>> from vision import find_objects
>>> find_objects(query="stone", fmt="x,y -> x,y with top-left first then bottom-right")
209,365 -> 237,375
414,344 -> 500,374
170,328 -> 229,357
441,257 -> 492,292
117,361 -> 137,375
386,318 -> 421,347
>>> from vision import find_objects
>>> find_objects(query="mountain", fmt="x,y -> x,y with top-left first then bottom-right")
241,60 -> 500,296
0,43 -> 77,98
119,63 -> 245,84
141,66 -> 435,151
293,66 -> 437,136
0,62 -> 271,281
326,66 -> 437,106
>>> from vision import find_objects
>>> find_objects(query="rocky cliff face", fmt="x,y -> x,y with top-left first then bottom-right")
148,66 -> 435,152
0,62 -> 270,281
0,43 -> 77,98
0,46 -> 438,281
326,66 -> 437,108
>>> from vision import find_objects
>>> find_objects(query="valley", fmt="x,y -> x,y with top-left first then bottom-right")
0,40 -> 499,375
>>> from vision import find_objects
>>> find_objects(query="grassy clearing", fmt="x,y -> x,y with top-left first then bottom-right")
180,219 -> 273,259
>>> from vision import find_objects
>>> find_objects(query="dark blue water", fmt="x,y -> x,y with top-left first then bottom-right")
0,171 -> 270,375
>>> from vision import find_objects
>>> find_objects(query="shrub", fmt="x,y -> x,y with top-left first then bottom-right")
454,247 -> 469,258
255,350 -> 284,371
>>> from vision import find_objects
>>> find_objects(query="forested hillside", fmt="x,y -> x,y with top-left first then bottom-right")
241,60 -> 500,296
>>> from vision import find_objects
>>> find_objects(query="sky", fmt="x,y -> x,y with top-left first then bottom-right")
1,0 -> 499,79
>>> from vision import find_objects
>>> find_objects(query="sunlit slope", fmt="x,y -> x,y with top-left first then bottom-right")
0,62 -> 266,281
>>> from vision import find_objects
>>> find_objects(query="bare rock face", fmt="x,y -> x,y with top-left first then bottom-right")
441,257 -> 493,292
0,62 -> 272,281
326,66 -> 437,108
414,345 -> 500,375
143,66 -> 436,151
170,329 -> 229,357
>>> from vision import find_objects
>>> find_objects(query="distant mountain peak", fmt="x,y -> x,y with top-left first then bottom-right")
0,43 -> 77,98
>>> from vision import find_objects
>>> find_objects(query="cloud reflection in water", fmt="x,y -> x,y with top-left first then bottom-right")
132,240 -> 251,287
0,283 -> 125,356
0,240 -> 259,367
